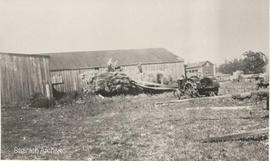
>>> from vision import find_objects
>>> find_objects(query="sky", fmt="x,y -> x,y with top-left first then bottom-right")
0,0 -> 268,65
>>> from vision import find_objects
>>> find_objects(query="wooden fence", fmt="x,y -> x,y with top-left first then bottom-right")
0,53 -> 52,106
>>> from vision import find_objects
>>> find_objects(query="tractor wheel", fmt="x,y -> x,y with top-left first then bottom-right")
184,81 -> 198,98
208,88 -> 219,96
209,91 -> 216,96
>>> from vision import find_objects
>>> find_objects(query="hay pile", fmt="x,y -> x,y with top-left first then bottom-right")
83,72 -> 142,96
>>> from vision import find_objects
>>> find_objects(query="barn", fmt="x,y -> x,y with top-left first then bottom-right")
45,48 -> 185,93
0,53 -> 52,106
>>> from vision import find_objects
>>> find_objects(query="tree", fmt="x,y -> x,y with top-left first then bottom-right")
242,51 -> 267,74
217,58 -> 244,75
217,51 -> 267,75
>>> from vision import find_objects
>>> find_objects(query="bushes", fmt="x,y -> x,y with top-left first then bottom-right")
56,91 -> 80,105
25,91 -> 82,108
27,93 -> 54,108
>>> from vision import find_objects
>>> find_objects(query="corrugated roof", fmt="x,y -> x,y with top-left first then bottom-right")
186,61 -> 213,68
42,48 -> 184,70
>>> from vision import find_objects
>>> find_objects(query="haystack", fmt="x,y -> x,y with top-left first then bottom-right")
83,72 -> 142,96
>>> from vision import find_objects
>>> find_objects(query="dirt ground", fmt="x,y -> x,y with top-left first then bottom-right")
1,81 -> 269,160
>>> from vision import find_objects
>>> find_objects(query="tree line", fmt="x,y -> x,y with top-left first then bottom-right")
217,51 -> 267,75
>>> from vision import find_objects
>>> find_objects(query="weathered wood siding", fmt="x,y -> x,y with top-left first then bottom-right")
0,53 -> 52,106
202,63 -> 214,77
51,61 -> 184,93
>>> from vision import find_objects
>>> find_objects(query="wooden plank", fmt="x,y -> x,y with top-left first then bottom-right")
17,57 -> 23,102
6,55 -> 12,104
133,80 -> 171,87
8,55 -> 13,104
66,71 -> 71,92
36,57 -> 43,95
186,106 -> 251,111
64,71 -> 69,92
56,71 -> 63,92
0,54 -> 2,106
155,94 -> 232,105
133,82 -> 176,91
1,55 -> 8,104
47,58 -> 53,99
22,57 -> 29,101
40,57 -> 46,95
10,55 -> 17,104
232,90 -> 269,100
0,54 -> 1,107
72,71 -> 77,91
55,71 -> 62,92
202,128 -> 268,143
29,57 -> 36,95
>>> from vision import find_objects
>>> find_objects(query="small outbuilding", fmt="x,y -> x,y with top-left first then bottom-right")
186,61 -> 215,78
0,53 -> 52,106
44,48 -> 185,93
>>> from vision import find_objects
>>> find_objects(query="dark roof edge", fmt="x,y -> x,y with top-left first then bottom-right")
50,60 -> 184,71
0,52 -> 50,58
36,48 -> 184,60
38,47 -> 170,55
186,65 -> 202,69
186,61 -> 213,68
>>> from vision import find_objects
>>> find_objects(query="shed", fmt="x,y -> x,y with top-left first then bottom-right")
186,61 -> 215,78
44,48 -> 185,93
0,53 -> 52,106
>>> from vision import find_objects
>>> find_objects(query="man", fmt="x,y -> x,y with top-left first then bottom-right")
174,75 -> 186,99
178,75 -> 185,90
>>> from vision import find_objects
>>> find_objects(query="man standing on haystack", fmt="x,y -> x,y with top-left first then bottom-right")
135,63 -> 143,81
137,63 -> 143,73
107,58 -> 114,72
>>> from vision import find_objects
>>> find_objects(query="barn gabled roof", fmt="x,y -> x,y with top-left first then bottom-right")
41,48 -> 184,71
186,61 -> 213,68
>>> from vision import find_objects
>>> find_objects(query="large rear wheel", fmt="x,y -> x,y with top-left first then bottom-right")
184,81 -> 198,98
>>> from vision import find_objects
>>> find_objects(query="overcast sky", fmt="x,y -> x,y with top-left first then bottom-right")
0,0 -> 268,64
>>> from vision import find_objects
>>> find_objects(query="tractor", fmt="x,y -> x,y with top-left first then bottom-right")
174,75 -> 220,100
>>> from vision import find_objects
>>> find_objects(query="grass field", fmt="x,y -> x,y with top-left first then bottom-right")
1,81 -> 269,160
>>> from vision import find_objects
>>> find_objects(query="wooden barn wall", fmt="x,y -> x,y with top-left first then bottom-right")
51,62 -> 184,93
202,64 -> 214,77
0,54 -> 52,106
51,68 -> 105,93
143,62 -> 184,80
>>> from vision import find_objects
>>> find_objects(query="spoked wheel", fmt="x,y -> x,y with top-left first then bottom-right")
184,82 -> 198,98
